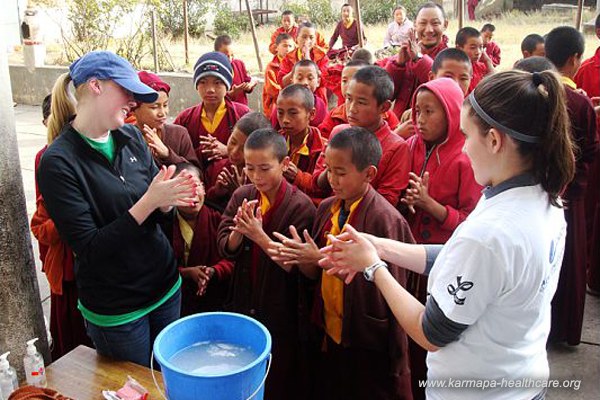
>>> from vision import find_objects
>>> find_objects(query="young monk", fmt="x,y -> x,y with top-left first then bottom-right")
270,127 -> 414,399
277,84 -> 325,198
385,2 -> 450,117
205,112 -> 271,212
268,10 -> 333,55
574,13 -> 600,295
396,48 -> 473,138
164,163 -> 233,315
313,66 -> 410,207
217,128 -> 316,399
402,78 -> 482,400
174,52 -> 250,180
481,23 -> 501,67
271,60 -> 327,129
455,27 -> 495,93
215,35 -> 257,106
328,3 -> 366,54
319,60 -> 400,138
133,71 -> 199,169
520,33 -> 545,58
544,26 -> 599,346
263,33 -> 295,116
278,22 -> 329,107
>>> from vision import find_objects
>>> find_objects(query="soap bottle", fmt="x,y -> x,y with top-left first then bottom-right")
0,352 -> 18,399
23,338 -> 46,388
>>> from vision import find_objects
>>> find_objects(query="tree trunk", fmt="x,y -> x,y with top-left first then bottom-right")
0,34 -> 51,380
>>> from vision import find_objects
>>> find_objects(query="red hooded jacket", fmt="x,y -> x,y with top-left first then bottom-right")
407,78 -> 482,244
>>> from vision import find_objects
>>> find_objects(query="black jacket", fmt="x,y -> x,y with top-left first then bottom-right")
38,124 -> 178,315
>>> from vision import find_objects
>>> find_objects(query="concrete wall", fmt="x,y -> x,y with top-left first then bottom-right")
9,64 -> 265,116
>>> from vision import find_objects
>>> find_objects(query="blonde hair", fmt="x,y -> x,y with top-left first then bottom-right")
46,73 -> 76,144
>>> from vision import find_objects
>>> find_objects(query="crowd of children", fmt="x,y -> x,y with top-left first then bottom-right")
32,3 -> 599,399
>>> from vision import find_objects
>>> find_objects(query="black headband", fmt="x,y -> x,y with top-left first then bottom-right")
467,92 -> 541,143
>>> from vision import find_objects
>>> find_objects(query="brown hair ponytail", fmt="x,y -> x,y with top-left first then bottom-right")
466,70 -> 575,207
46,73 -> 75,144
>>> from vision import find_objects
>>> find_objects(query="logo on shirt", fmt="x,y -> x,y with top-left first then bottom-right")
447,276 -> 473,305
130,156 -> 137,163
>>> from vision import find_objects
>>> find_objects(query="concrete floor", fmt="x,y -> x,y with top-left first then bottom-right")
12,104 -> 600,398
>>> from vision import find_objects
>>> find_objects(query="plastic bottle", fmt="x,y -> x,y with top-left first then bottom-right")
0,352 -> 19,399
23,338 -> 46,388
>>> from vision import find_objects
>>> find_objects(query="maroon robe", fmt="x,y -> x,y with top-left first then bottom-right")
312,186 -> 414,400
168,205 -> 234,315
151,123 -> 200,169
549,87 -> 599,345
228,58 -> 252,105
173,98 -> 250,166
217,180 -> 316,400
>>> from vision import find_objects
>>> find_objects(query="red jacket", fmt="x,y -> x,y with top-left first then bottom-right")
278,48 -> 330,107
484,41 -> 501,67
174,98 -> 249,165
228,58 -> 252,105
467,60 -> 491,94
386,55 -> 434,118
312,122 -> 410,206
574,47 -> 600,99
263,55 -> 283,116
318,103 -> 400,139
407,78 -> 482,244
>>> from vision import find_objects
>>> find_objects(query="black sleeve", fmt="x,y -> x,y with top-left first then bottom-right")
422,295 -> 469,347
38,154 -> 149,265
424,244 -> 444,275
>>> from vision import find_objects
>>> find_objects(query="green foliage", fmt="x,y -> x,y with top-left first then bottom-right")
213,8 -> 250,39
63,0 -> 157,69
280,0 -> 336,28
157,0 -> 217,38
361,0 -> 421,24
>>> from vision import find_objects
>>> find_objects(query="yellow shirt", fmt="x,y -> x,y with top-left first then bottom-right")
321,197 -> 363,344
201,100 -> 227,134
561,76 -> 577,90
287,132 -> 310,165
259,191 -> 272,216
177,212 -> 195,265
343,18 -> 355,29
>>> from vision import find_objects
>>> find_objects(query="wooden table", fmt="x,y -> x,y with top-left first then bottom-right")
45,346 -> 164,399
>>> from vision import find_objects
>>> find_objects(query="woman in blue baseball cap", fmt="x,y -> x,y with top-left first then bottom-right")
38,51 -> 198,366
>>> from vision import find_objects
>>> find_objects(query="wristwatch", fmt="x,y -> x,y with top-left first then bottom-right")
363,260 -> 388,282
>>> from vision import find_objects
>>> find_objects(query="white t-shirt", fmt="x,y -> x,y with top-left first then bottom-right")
426,184 -> 566,400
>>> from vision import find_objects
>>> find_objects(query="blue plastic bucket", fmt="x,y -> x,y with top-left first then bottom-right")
153,312 -> 272,400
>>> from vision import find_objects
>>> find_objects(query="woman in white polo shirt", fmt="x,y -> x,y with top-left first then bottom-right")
320,70 -> 575,400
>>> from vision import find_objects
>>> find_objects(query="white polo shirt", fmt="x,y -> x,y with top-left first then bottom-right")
426,184 -> 566,400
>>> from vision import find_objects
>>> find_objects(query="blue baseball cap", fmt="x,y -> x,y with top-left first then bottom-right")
69,51 -> 158,103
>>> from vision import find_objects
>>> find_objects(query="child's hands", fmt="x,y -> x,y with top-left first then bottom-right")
268,226 -> 322,266
283,161 -> 299,182
199,136 -> 227,162
182,266 -> 215,296
401,172 -> 432,213
231,199 -> 266,243
216,165 -> 245,194
395,120 -> 415,139
229,83 -> 246,97
143,124 -> 170,159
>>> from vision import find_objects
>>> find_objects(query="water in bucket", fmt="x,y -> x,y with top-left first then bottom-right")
169,341 -> 259,376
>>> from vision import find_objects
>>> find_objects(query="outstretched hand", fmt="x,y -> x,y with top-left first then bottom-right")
318,224 -> 381,284
268,225 -> 321,266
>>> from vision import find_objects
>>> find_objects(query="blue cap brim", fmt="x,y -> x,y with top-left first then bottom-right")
113,77 -> 159,103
